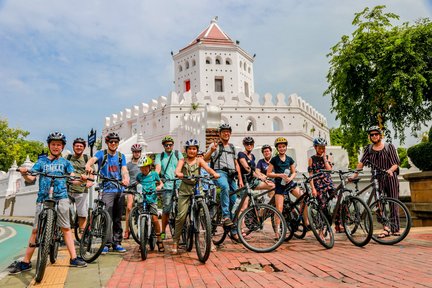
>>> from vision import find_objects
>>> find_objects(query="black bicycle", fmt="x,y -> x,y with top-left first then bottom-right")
79,173 -> 114,263
19,170 -> 80,283
354,161 -> 411,245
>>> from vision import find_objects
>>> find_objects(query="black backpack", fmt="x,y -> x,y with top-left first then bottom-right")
210,142 -> 236,169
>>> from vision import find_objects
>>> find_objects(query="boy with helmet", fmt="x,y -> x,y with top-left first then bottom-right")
66,138 -> 94,240
124,143 -> 142,239
10,132 -> 87,274
172,139 -> 219,254
85,132 -> 130,253
256,144 -> 273,176
155,135 -> 183,240
136,156 -> 165,252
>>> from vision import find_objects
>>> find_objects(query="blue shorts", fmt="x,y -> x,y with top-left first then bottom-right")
275,181 -> 298,195
162,190 -> 173,214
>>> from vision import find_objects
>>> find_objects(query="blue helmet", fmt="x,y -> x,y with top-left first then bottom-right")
47,131 -> 66,144
184,138 -> 199,149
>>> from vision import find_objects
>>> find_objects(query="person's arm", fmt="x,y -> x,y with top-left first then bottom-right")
386,144 -> 400,176
175,158 -> 185,178
204,140 -> 217,162
199,158 -> 220,179
18,167 -> 36,183
85,156 -> 98,173
235,159 -> 244,187
238,154 -> 251,174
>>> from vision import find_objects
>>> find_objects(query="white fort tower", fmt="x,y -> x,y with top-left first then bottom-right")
103,18 -> 335,171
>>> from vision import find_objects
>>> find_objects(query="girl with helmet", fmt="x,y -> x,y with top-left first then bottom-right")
308,138 -> 338,231
135,155 -> 165,252
171,139 -> 220,254
267,137 -> 305,235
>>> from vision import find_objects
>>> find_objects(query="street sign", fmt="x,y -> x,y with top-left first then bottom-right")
88,129 -> 97,147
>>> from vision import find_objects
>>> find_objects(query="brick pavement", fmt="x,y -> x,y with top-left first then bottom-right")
105,227 -> 432,288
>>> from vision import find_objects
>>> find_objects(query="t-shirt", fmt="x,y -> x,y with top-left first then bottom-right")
67,154 -> 90,193
270,154 -> 295,188
31,157 -> 74,203
208,143 -> 237,170
238,151 -> 256,182
127,161 -> 141,192
94,150 -> 127,192
154,151 -> 183,190
136,171 -> 160,204
256,159 -> 270,175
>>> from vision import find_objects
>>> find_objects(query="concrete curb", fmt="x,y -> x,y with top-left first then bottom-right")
0,217 -> 33,226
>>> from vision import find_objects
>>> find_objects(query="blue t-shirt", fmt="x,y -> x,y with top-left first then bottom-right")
31,157 -> 74,203
136,171 -> 160,204
154,151 -> 183,190
95,150 -> 127,192
256,159 -> 270,175
270,154 -> 295,188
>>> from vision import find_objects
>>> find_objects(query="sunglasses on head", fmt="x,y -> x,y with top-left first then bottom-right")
369,133 -> 380,137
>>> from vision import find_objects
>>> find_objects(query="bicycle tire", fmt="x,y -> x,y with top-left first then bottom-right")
129,206 -> 140,244
168,199 -> 178,237
194,201 -> 212,263
287,205 -> 307,240
185,214 -> 193,252
80,210 -> 112,263
238,203 -> 287,253
341,196 -> 373,247
308,202 -> 334,249
370,197 -> 412,245
49,226 -> 61,264
211,203 -> 227,246
35,209 -> 53,283
140,216 -> 148,260
149,225 -> 156,251
70,202 -> 81,242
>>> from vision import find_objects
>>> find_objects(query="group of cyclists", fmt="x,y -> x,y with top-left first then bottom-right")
8,123 -> 403,277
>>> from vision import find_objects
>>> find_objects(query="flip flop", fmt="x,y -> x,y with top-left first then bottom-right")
377,230 -> 391,238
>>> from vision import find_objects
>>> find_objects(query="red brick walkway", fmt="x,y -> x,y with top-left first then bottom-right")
106,229 -> 432,288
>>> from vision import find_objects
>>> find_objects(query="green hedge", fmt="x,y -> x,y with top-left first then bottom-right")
407,127 -> 432,171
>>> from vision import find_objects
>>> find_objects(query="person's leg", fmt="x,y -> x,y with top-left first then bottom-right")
74,192 -> 88,236
161,190 -> 173,238
124,193 -> 134,238
274,193 -> 284,237
102,192 -> 116,248
172,194 -> 190,253
214,172 -> 232,224
112,192 -> 125,248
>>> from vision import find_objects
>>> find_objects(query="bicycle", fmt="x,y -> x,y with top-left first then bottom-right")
68,195 -> 82,242
211,182 -> 287,253
178,175 -> 213,263
353,161 -> 412,245
79,173 -> 114,263
18,170 -> 81,283
125,186 -> 159,260
320,169 -> 373,247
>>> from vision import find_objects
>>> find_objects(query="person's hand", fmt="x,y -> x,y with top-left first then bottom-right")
312,188 -> 318,198
18,167 -> 28,175
386,169 -> 394,177
122,179 -> 130,187
85,165 -> 94,173
176,172 -> 184,179
238,179 -> 244,188
156,184 -> 164,190
213,173 -> 220,179
281,174 -> 290,182
210,139 -> 218,152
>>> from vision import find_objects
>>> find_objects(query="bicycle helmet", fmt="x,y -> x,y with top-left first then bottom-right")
131,143 -> 142,152
313,137 -> 327,146
184,138 -> 200,149
243,136 -> 255,145
261,144 -> 272,153
218,123 -> 232,132
367,125 -> 381,134
274,137 -> 288,147
105,132 -> 120,142
161,136 -> 174,144
137,156 -> 153,167
73,137 -> 86,147
47,132 -> 67,144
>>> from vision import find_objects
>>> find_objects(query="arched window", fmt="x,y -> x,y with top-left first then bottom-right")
225,58 -> 232,65
185,61 -> 189,69
179,65 -> 183,72
192,59 -> 196,66
239,61 -> 242,68
215,56 -> 222,65
272,117 -> 283,131
206,57 -> 212,64
246,117 -> 256,132
248,67 -> 251,73
243,62 -> 247,71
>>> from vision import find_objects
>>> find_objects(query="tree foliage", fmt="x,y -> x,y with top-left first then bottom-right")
326,5 -> 432,148
0,118 -> 45,171
330,127 -> 362,168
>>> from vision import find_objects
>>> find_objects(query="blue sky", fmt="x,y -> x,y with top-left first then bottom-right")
0,0 -> 431,150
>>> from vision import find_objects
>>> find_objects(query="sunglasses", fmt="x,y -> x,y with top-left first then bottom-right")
109,140 -> 119,144
369,133 -> 380,137
164,143 -> 173,147
244,143 -> 254,146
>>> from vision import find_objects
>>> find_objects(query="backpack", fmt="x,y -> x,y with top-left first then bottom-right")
160,150 -> 180,161
66,154 -> 89,163
367,143 -> 400,175
98,149 -> 123,174
210,142 -> 236,170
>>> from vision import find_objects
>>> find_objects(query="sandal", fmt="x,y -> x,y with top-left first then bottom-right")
157,241 -> 165,252
392,231 -> 401,236
171,244 -> 178,254
377,228 -> 391,239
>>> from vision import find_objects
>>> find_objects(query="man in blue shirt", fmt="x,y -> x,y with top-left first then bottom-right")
86,132 -> 130,254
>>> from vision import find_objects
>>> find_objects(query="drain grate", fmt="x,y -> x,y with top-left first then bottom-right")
229,262 -> 282,273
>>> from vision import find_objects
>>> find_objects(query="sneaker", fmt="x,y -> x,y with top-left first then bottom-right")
113,245 -> 126,253
8,261 -> 32,274
101,246 -> 109,255
223,218 -> 234,227
70,257 -> 87,267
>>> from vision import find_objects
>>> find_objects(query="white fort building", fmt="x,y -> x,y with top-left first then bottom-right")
103,18 -> 339,172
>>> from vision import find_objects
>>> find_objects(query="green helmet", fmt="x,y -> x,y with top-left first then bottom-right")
137,156 -> 153,167
161,136 -> 174,144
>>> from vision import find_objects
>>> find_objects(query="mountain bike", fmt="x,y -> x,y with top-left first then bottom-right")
68,195 -> 81,242
354,161 -> 411,245
211,182 -> 287,253
19,170 -> 81,283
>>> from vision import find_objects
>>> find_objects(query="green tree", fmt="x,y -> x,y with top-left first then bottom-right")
326,5 -> 432,149
0,118 -> 45,171
397,147 -> 411,169
329,127 -> 361,168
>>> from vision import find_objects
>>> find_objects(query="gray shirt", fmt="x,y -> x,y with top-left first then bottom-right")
127,161 -> 140,191
208,142 -> 237,170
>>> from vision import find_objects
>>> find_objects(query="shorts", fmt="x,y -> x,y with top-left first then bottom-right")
162,190 -> 173,214
69,192 -> 88,218
275,181 -> 298,195
248,177 -> 261,190
34,198 -> 70,229
148,203 -> 159,216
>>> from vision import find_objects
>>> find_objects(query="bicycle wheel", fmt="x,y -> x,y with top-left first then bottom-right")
287,205 -> 307,240
238,203 -> 287,253
168,199 -> 178,237
35,210 -> 53,283
70,201 -> 81,242
370,197 -> 411,245
185,214 -> 194,252
49,226 -> 61,264
129,206 -> 140,244
308,202 -> 334,249
80,210 -> 112,263
211,203 -> 227,245
140,216 -> 148,260
149,225 -> 156,251
194,201 -> 212,263
341,196 -> 373,247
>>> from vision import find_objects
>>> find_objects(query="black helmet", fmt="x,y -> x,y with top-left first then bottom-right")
367,126 -> 381,134
261,144 -> 272,153
47,132 -> 67,145
73,137 -> 86,147
243,137 -> 254,145
218,123 -> 232,132
105,132 -> 120,142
